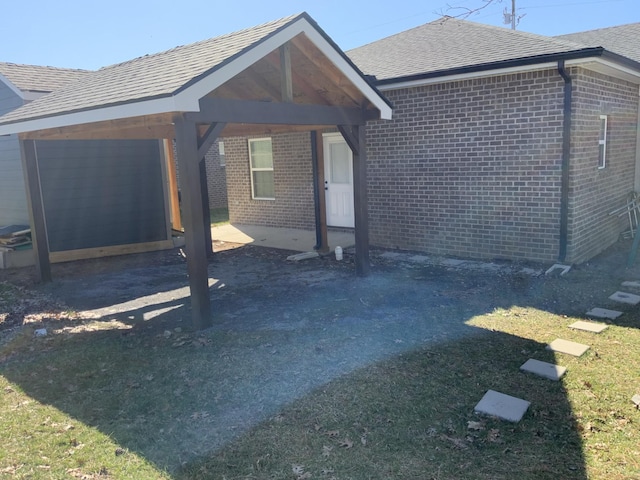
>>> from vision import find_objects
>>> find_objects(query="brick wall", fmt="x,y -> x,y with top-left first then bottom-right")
367,69 -> 565,262
567,67 -> 639,263
204,140 -> 228,209
225,132 -> 316,229
223,68 -> 639,264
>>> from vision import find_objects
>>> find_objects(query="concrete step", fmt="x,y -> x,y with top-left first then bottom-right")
520,358 -> 567,381
474,390 -> 530,423
609,291 -> 640,305
546,339 -> 590,357
586,307 -> 622,320
569,320 -> 608,333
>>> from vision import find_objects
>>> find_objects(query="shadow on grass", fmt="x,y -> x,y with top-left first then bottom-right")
1,245 -> 614,478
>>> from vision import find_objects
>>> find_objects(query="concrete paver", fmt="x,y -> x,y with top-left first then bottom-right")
569,320 -> 608,333
609,291 -> 640,305
520,359 -> 567,381
546,339 -> 590,357
474,390 -> 531,422
621,281 -> 640,289
586,307 -> 622,320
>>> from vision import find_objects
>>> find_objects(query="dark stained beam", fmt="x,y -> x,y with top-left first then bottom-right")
197,122 -> 226,160
189,98 -> 377,126
174,114 -> 212,329
20,139 -> 51,282
338,125 -> 369,276
262,51 -> 330,105
280,43 -> 293,103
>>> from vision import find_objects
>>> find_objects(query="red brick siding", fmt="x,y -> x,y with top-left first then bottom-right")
225,133 -> 315,229
567,68 -> 639,263
367,70 -> 565,262
204,141 -> 228,209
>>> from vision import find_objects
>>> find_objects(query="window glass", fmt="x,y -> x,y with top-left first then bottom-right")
248,138 -> 274,199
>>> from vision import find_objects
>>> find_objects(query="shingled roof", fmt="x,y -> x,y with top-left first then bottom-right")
0,62 -> 90,93
0,15 -> 301,126
556,22 -> 640,63
347,17 -> 601,83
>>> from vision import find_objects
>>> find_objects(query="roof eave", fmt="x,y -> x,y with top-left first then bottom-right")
374,47 -> 606,88
0,12 -> 392,136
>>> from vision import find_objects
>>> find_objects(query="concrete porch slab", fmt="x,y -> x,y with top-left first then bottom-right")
520,359 -> 567,381
586,307 -> 622,320
474,390 -> 530,422
211,224 -> 354,253
546,339 -> 590,357
609,291 -> 640,305
569,320 -> 608,333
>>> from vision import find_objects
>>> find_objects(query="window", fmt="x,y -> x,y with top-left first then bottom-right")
598,115 -> 608,169
248,138 -> 275,199
218,141 -> 226,167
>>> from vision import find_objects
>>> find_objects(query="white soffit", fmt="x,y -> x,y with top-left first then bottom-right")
565,57 -> 640,84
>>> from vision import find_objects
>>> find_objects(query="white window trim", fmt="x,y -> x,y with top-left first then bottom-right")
248,137 -> 275,200
598,115 -> 608,170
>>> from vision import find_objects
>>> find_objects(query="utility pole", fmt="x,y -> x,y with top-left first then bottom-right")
503,0 -> 519,30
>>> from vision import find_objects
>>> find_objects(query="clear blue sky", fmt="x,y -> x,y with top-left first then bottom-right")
1,0 -> 638,70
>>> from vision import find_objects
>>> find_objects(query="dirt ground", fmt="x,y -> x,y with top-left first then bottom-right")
1,239 -> 640,470
2,238 -> 640,341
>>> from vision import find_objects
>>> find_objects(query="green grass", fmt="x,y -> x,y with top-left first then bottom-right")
1,292 -> 640,478
210,208 -> 229,227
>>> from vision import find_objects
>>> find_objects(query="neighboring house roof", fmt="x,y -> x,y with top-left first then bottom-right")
347,17 -> 628,85
0,12 -> 391,134
0,62 -> 90,93
556,22 -> 640,63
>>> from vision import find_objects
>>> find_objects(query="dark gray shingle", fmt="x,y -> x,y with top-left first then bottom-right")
0,62 -> 90,92
557,23 -> 640,63
347,17 -> 595,81
0,14 -> 300,124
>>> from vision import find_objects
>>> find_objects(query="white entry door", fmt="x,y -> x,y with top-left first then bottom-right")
323,133 -> 354,228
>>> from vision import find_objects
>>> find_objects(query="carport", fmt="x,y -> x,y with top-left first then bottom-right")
0,13 -> 392,329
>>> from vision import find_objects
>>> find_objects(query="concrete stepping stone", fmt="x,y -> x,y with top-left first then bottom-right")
546,339 -> 590,357
586,307 -> 622,320
622,281 -> 640,289
474,390 -> 530,422
609,291 -> 640,305
520,359 -> 567,381
569,320 -> 608,333
632,394 -> 640,407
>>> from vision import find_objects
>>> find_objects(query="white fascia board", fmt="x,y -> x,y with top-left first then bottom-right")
377,62 -> 559,91
0,95 -> 191,136
174,17 -> 393,120
300,22 -> 393,120
0,72 -> 25,100
565,57 -> 640,84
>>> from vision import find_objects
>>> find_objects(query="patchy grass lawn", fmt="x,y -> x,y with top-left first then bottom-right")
1,245 -> 640,479
1,306 -> 639,479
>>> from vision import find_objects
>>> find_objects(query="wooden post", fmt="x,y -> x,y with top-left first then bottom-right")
173,114 -> 212,329
163,139 -> 182,231
313,131 -> 329,253
200,158 -> 213,258
339,125 -> 370,276
280,43 -> 293,103
20,139 -> 51,282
